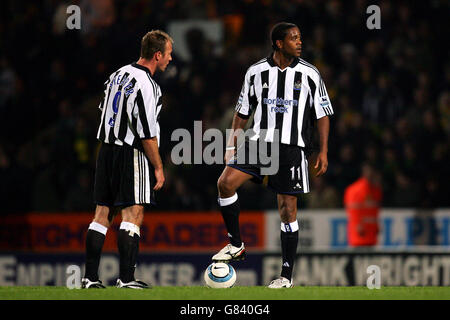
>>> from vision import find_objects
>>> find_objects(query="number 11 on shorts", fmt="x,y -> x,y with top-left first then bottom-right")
290,166 -> 301,181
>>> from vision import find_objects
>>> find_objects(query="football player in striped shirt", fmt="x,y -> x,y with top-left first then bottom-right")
213,22 -> 333,288
82,30 -> 172,289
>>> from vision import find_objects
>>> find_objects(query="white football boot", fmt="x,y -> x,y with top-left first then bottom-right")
268,277 -> 293,288
81,278 -> 106,289
212,243 -> 246,262
116,279 -> 150,289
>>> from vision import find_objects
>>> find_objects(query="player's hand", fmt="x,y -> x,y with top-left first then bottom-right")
224,149 -> 236,164
154,167 -> 165,190
314,151 -> 328,176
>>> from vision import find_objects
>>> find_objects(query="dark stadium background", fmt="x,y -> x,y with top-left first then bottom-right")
1,0 -> 448,214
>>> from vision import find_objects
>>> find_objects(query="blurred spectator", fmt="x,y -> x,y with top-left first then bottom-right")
344,163 -> 382,247
171,179 -> 203,210
362,73 -> 404,125
307,177 -> 340,209
0,145 -> 13,213
438,91 -> 450,135
1,145 -> 33,214
421,175 -> 446,208
381,148 -> 398,206
0,56 -> 17,109
402,143 -> 422,177
31,146 -> 60,211
332,143 -> 359,192
64,169 -> 95,211
417,110 -> 445,159
392,171 -> 421,208
80,0 -> 116,35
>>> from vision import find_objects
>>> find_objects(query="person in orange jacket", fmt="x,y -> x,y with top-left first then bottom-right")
344,163 -> 382,247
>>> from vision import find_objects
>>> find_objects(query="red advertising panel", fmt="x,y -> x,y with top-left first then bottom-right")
0,211 -> 265,253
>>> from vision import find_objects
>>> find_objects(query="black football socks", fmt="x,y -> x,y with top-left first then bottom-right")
117,222 -> 140,283
84,222 -> 107,281
280,221 -> 299,280
218,193 -> 242,248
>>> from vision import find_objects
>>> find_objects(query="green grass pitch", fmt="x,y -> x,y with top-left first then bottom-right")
1,286 -> 449,300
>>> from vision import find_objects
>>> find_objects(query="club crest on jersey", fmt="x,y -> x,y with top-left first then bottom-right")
319,96 -> 330,107
294,80 -> 302,91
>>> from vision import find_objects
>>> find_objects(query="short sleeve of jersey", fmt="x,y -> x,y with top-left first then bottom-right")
312,75 -> 334,119
235,69 -> 256,119
133,81 -> 158,139
99,77 -> 111,111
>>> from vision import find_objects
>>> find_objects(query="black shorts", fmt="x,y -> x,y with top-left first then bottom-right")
94,142 -> 156,207
227,139 -> 310,195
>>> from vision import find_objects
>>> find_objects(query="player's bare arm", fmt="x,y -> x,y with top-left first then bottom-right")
142,137 -> 165,190
315,116 -> 330,176
224,113 -> 248,163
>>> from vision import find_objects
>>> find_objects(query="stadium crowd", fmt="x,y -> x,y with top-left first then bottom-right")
0,0 -> 449,213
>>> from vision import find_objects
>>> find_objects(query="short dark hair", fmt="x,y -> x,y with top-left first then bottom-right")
140,30 -> 173,60
270,22 -> 298,51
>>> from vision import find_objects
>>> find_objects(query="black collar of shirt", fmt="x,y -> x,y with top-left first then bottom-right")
131,62 -> 152,76
267,53 -> 300,69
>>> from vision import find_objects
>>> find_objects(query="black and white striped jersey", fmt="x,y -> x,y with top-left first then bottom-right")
96,63 -> 162,150
235,55 -> 333,148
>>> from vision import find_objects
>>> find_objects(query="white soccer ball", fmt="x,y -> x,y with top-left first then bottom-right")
204,262 -> 236,288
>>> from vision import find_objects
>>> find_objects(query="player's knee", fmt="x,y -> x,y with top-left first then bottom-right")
217,177 -> 237,198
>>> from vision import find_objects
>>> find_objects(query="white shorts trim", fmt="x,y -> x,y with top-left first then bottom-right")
134,149 -> 151,204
